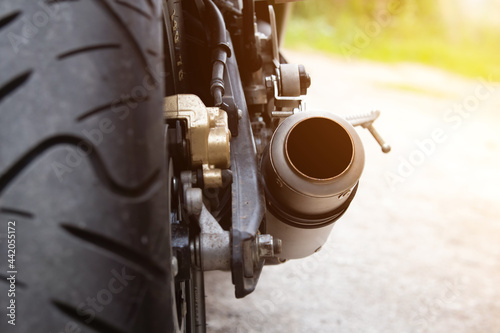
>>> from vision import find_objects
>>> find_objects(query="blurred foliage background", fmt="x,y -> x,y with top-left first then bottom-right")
285,0 -> 500,79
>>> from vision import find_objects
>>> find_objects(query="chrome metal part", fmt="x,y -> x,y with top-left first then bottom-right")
262,111 -> 365,259
248,233 -> 283,269
164,94 -> 232,187
257,234 -> 282,259
199,204 -> 231,271
346,110 -> 391,153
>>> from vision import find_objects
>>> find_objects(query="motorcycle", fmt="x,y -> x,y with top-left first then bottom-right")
0,0 -> 389,331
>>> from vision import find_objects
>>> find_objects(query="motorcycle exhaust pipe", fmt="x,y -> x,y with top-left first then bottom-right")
262,111 -> 364,259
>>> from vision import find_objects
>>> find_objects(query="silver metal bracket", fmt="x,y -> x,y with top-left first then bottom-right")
266,72 -> 306,118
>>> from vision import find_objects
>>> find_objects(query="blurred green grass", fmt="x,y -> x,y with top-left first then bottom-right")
285,0 -> 500,80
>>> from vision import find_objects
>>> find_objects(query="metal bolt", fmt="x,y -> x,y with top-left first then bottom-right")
257,234 -> 282,258
237,109 -> 243,119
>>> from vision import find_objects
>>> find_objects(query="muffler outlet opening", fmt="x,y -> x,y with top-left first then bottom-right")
285,117 -> 354,180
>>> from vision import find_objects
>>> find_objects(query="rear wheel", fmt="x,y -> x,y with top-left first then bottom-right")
0,0 -> 178,331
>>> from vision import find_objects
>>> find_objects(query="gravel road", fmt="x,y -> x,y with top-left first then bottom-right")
204,50 -> 500,333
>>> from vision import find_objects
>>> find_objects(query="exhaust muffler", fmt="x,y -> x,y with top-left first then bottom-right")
262,111 -> 364,259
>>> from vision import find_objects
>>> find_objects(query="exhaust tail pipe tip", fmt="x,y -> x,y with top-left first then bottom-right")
285,117 -> 354,181
262,111 -> 364,259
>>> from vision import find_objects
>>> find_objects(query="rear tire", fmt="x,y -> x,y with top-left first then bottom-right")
0,0 -> 177,331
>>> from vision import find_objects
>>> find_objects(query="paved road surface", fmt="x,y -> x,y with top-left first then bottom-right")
204,50 -> 500,333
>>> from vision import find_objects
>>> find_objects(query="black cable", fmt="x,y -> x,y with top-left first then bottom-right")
204,0 -> 231,106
